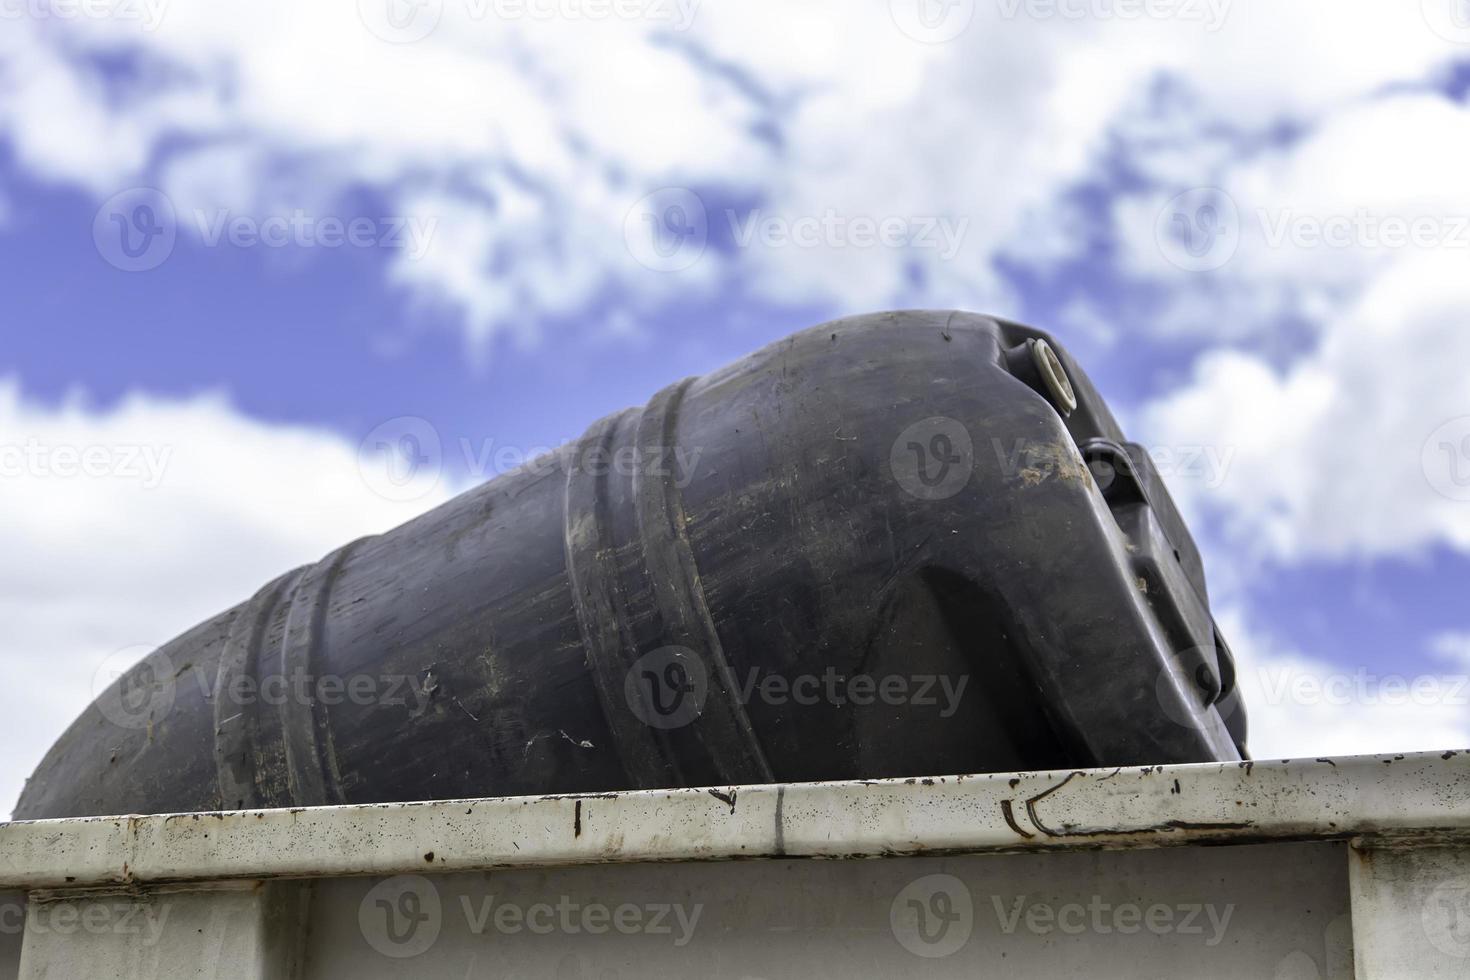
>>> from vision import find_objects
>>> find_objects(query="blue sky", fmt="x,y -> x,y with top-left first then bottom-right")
3,0 -> 1470,811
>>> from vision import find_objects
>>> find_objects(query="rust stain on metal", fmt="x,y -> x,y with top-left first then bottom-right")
1000,800 -> 1034,840
773,785 -> 786,856
1022,770 -> 1084,837
1020,770 -> 1255,841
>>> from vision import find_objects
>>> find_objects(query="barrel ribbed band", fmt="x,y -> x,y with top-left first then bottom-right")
212,570 -> 299,811
213,540 -> 363,810
633,378 -> 773,786
275,541 -> 360,807
565,379 -> 773,789
564,408 -> 679,789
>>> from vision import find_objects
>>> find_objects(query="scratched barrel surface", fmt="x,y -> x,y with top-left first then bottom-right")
15,311 -> 1247,820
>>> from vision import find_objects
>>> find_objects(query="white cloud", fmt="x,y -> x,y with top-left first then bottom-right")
1222,608 -> 1470,760
1140,246 -> 1470,564
1112,92 -> 1470,339
0,381 -> 454,816
1431,631 -> 1470,669
1107,89 -> 1470,567
1054,297 -> 1120,349
2,2 -> 1461,350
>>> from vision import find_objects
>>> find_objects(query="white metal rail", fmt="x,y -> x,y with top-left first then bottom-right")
2,751 -> 1468,977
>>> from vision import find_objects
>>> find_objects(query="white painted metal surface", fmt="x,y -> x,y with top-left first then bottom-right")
0,751 -> 1467,978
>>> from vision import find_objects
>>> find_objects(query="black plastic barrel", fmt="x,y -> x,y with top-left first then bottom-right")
16,311 -> 1246,819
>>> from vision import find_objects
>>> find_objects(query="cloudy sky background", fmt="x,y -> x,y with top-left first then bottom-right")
3,0 -> 1470,814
